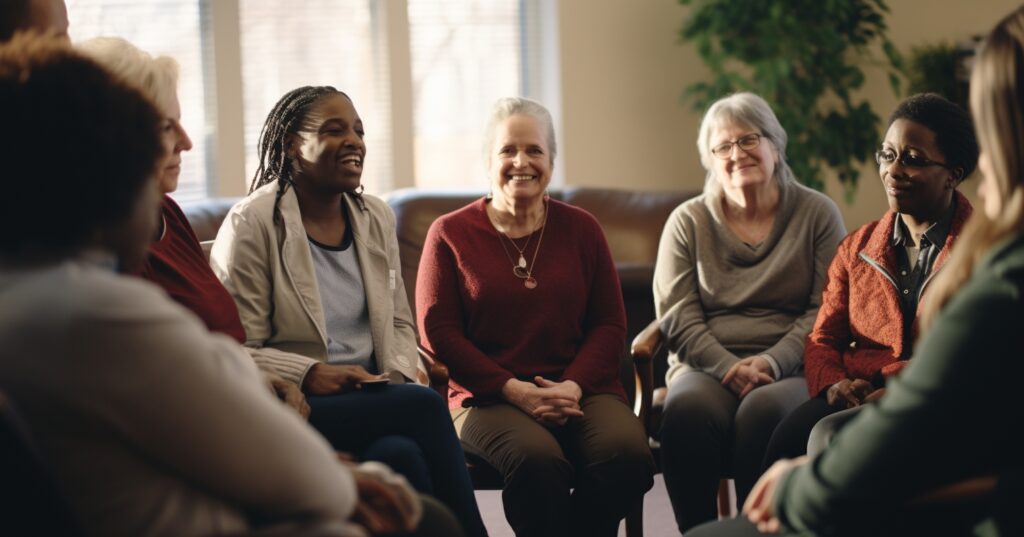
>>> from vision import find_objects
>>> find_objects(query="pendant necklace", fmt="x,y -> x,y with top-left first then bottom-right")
495,199 -> 548,289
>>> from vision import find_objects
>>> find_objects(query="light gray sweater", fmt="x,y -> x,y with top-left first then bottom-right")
654,180 -> 845,384
0,257 -> 359,537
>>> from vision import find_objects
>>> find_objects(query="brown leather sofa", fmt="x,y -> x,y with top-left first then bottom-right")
181,186 -> 697,401
182,187 -> 694,537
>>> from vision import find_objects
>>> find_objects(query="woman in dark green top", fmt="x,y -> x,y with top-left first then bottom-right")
689,6 -> 1024,537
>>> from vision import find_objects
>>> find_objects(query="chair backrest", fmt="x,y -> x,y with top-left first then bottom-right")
0,391 -> 83,535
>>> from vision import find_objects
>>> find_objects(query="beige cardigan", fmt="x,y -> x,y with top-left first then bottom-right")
211,183 -> 421,386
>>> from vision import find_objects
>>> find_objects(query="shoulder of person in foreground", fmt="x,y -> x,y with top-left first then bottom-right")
3,260 -> 359,523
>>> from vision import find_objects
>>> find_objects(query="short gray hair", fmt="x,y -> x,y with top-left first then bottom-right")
78,36 -> 179,116
696,92 -> 796,194
483,96 -> 557,167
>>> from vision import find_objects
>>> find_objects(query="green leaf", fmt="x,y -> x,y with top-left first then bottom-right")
676,0 -> 900,200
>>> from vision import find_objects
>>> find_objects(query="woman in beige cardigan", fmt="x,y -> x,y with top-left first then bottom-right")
211,86 -> 486,537
0,34 -> 365,537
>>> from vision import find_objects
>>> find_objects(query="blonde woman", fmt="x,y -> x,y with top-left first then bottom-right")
690,6 -> 1024,536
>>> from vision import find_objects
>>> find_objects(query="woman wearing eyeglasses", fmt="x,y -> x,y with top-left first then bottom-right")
654,92 -> 846,532
760,93 -> 977,471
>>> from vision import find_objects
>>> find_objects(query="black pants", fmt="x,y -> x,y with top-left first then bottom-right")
659,372 -> 808,533
459,395 -> 655,537
760,395 -> 838,473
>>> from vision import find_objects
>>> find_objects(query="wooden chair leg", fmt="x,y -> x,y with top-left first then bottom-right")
717,478 -> 736,518
625,496 -> 644,537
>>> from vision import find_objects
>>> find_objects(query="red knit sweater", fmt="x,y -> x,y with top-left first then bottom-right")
135,196 -> 247,344
416,198 -> 627,409
804,192 -> 972,397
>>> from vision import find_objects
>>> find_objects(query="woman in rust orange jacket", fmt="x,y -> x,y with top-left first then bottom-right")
761,93 -> 978,467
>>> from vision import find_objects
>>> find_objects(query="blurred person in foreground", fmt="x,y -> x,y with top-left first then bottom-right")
0,32 -> 446,537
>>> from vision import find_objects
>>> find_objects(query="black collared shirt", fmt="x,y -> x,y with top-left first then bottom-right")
892,197 -> 956,358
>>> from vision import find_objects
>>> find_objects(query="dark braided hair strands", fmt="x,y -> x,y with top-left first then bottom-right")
250,85 -> 365,220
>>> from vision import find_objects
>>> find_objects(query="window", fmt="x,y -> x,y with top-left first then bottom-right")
66,0 -> 556,199
408,0 -> 522,189
67,0 -> 212,202
239,0 -> 395,195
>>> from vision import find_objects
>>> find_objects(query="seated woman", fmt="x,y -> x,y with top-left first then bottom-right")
761,93 -> 978,469
653,92 -> 846,532
416,96 -> 655,537
79,36 -> 308,416
210,85 -> 486,537
0,32 -> 408,537
688,7 -> 1024,536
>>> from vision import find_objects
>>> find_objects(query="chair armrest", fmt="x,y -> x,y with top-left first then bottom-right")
630,319 -> 664,438
417,345 -> 450,400
909,475 -> 998,506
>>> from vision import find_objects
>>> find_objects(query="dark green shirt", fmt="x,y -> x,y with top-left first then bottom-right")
775,231 -> 1024,535
892,199 -> 956,359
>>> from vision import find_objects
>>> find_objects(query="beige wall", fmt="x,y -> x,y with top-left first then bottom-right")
557,0 -> 1020,230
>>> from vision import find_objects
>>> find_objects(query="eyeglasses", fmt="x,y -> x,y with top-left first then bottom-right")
711,133 -> 762,159
875,148 -> 952,170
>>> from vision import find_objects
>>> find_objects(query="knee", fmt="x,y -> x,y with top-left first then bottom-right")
364,436 -> 426,467
660,394 -> 721,445
390,384 -> 450,421
502,441 -> 572,483
587,443 -> 655,497
394,384 -> 447,409
736,383 -> 806,428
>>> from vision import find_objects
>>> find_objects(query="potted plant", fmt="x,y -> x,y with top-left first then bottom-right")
679,0 -> 903,199
905,40 -> 977,110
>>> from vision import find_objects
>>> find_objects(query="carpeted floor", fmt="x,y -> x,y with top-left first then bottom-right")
474,473 -> 680,537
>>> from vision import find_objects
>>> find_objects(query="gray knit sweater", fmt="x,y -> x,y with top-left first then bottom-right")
654,180 -> 845,384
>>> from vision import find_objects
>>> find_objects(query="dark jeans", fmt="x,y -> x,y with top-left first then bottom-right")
460,395 -> 655,537
307,384 -> 486,537
760,395 -> 837,473
659,372 -> 807,533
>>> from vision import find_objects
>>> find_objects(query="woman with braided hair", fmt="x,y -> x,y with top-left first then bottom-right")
212,86 -> 487,537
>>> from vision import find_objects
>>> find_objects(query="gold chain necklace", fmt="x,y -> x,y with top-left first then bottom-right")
495,199 -> 548,289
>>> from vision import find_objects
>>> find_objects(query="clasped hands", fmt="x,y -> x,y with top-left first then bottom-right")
827,378 -> 885,409
722,355 -> 775,398
502,376 -> 584,427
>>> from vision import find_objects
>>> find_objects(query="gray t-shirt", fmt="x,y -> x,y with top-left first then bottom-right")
308,228 -> 376,373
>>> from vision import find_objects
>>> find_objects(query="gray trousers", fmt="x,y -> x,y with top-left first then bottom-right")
660,372 -> 808,532
458,394 -> 655,537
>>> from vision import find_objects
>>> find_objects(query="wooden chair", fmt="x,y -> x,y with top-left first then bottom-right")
630,319 -> 736,517
418,346 -> 651,537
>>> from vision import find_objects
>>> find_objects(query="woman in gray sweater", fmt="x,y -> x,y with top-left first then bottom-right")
653,92 -> 845,532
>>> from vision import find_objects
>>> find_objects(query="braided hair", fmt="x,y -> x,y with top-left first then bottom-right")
250,85 -> 365,220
